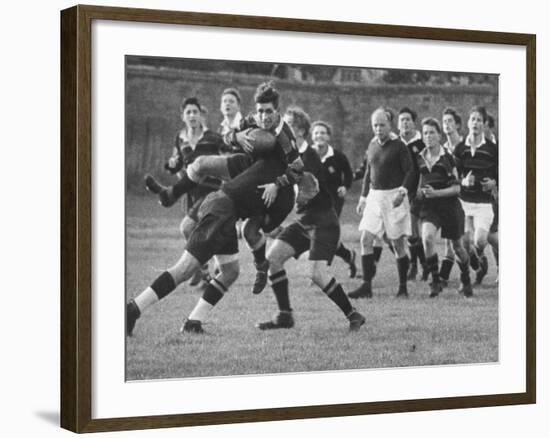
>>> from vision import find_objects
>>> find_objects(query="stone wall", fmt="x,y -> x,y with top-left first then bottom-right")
126,65 -> 498,190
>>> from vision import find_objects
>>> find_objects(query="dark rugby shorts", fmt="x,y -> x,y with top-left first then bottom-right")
277,208 -> 340,264
419,197 -> 465,241
186,191 -> 238,265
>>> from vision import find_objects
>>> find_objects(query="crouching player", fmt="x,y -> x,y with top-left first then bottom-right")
416,118 -> 473,297
257,133 -> 366,332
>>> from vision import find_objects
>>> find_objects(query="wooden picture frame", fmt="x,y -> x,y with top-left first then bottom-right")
60,4 -> 536,433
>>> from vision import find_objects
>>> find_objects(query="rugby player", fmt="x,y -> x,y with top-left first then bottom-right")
219,87 -> 243,135
397,107 -> 427,281
416,118 -> 473,297
438,107 -> 463,286
256,120 -> 366,331
349,107 -> 415,299
145,82 -> 302,295
310,120 -> 357,278
453,106 -> 498,285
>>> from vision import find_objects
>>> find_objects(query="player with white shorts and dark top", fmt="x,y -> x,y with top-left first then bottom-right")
349,107 -> 415,299
453,106 -> 498,284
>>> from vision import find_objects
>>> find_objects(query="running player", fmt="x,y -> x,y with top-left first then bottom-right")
416,118 -> 473,297
397,107 -> 427,281
310,120 -> 357,278
453,106 -> 498,286
349,107 -> 415,299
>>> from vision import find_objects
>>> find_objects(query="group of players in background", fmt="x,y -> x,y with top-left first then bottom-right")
126,80 -> 498,337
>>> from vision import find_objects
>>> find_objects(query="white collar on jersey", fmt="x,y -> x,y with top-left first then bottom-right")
399,130 -> 422,145
298,140 -> 309,154
465,133 -> 487,156
312,144 -> 334,163
179,126 -> 208,150
419,145 -> 446,172
219,112 -> 242,135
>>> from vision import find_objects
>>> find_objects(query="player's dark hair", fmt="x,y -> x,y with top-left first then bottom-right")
180,97 -> 202,114
221,88 -> 242,105
372,106 -> 395,124
486,114 -> 495,128
442,107 -> 462,128
421,117 -> 442,135
398,106 -> 417,122
285,106 -> 311,135
311,120 -> 332,137
469,105 -> 488,123
254,81 -> 280,109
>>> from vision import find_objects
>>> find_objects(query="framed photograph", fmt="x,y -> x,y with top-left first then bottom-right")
60,4 -> 536,433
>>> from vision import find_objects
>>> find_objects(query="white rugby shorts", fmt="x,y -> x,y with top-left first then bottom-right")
460,200 -> 494,232
359,188 -> 411,240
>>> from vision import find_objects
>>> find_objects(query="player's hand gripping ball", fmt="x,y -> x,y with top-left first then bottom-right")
246,128 -> 276,155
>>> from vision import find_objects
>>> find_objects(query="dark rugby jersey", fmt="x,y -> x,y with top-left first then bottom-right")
417,147 -> 459,191
169,129 -> 224,200
453,136 -> 498,204
223,114 -> 301,182
221,157 -> 287,219
314,145 -> 353,204
360,137 -> 415,197
297,145 -> 334,214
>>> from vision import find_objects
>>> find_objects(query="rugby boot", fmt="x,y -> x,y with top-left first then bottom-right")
347,309 -> 366,332
429,281 -> 443,298
396,284 -> 409,298
257,310 -> 295,330
144,174 -> 177,207
180,319 -> 204,334
347,281 -> 373,299
459,283 -> 474,297
252,260 -> 269,295
126,299 -> 140,337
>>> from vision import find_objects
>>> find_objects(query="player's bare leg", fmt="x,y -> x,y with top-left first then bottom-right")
451,238 -> 473,297
126,250 -> 202,336
421,222 -> 443,297
242,217 -> 270,295
310,260 -> 365,331
257,240 -> 296,329
181,256 -> 240,334
439,239 -> 456,287
145,155 -> 232,207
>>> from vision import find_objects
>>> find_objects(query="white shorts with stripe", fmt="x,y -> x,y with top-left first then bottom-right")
359,188 -> 412,240
460,200 -> 494,233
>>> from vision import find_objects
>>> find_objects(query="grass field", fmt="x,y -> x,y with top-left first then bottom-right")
126,193 -> 499,381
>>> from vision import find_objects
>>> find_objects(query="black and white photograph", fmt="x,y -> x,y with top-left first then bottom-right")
125,56 -> 499,380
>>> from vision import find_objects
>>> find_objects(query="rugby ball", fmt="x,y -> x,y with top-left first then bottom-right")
247,128 -> 276,154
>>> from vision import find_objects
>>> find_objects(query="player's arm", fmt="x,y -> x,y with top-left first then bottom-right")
399,143 -> 415,195
164,134 -> 184,174
222,114 -> 257,152
340,153 -> 354,189
357,159 -> 370,214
